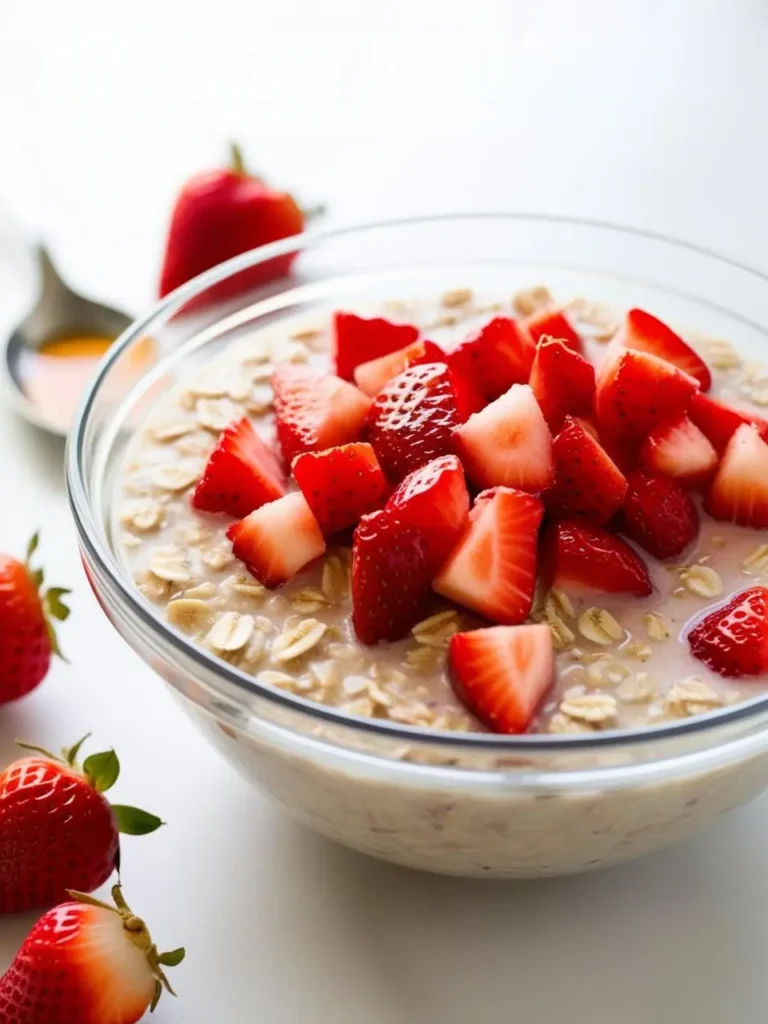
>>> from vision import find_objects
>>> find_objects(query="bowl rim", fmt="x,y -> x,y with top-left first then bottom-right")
67,210 -> 768,754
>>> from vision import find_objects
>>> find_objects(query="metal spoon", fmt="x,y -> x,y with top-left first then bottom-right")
2,244 -> 133,437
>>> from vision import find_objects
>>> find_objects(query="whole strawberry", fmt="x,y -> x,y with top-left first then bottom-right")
0,885 -> 184,1023
159,142 -> 315,301
0,533 -> 69,703
0,737 -> 161,914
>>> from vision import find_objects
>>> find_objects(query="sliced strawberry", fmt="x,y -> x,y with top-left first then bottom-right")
353,339 -> 447,397
433,487 -> 544,624
540,521 -> 652,596
191,417 -> 286,518
688,392 -> 768,455
272,363 -> 371,464
595,348 -> 699,443
332,312 -> 419,381
523,307 -> 583,354
612,308 -> 712,391
386,455 -> 469,572
546,416 -> 627,525
448,317 -> 535,401
688,586 -> 768,678
365,362 -> 468,481
704,423 -> 768,528
620,470 -> 699,560
453,384 -> 554,492
448,624 -> 554,734
528,338 -> 596,432
291,442 -> 390,537
227,491 -> 326,587
639,413 -> 718,487
351,509 -> 431,644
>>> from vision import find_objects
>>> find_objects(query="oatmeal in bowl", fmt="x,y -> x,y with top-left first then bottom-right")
68,215 -> 768,877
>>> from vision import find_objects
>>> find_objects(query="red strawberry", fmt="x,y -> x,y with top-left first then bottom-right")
434,487 -> 544,624
639,413 -> 718,487
704,423 -> 768,528
365,362 -> 469,481
595,348 -> 699,443
611,308 -> 712,391
353,339 -> 447,397
158,142 -> 308,301
528,338 -> 596,432
540,521 -> 652,596
688,392 -> 768,455
523,307 -> 583,353
0,738 -> 161,914
688,586 -> 768,678
453,384 -> 554,492
0,534 -> 69,704
351,509 -> 431,644
191,417 -> 285,518
385,455 -> 470,572
448,317 -> 535,401
546,416 -> 627,524
291,442 -> 390,537
621,470 -> 699,560
0,885 -> 184,1023
228,492 -> 326,587
448,624 -> 554,734
272,363 -> 371,464
332,312 -> 419,381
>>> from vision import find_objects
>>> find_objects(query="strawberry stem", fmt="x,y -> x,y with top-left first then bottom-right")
229,141 -> 246,175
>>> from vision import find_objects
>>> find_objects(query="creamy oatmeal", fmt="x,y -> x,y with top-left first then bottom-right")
115,285 -> 768,738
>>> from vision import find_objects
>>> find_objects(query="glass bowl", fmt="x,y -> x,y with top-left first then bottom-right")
67,214 -> 768,878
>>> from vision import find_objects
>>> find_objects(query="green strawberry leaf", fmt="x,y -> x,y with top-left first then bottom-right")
46,587 -> 71,622
26,532 -> 39,562
157,948 -> 186,967
62,733 -> 92,766
83,749 -> 120,792
32,568 -> 44,589
150,981 -> 163,1012
112,805 -> 164,835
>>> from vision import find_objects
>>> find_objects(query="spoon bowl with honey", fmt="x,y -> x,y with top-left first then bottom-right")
3,245 -> 135,437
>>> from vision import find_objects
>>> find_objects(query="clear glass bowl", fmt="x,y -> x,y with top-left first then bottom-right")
67,214 -> 768,878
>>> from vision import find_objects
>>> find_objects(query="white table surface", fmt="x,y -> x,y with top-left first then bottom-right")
2,2 -> 768,1021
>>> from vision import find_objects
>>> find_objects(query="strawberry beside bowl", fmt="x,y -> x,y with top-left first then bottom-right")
67,214 -> 768,878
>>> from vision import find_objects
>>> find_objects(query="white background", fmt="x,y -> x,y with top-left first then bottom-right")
1,1 -> 768,1021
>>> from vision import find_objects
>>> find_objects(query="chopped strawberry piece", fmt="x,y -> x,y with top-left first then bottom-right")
688,393 -> 768,455
704,423 -> 768,528
191,417 -> 286,518
639,413 -> 718,487
453,384 -> 554,492
353,339 -> 447,397
449,624 -> 554,734
272,363 -> 371,464
620,470 -> 699,560
529,338 -> 596,432
351,509 -> 431,644
546,416 -> 627,524
365,362 -> 468,481
448,317 -> 535,401
227,492 -> 326,587
688,586 -> 768,678
434,487 -> 544,624
291,442 -> 391,537
595,348 -> 699,443
540,521 -> 652,596
523,307 -> 583,354
332,312 -> 419,381
612,308 -> 712,391
386,455 -> 469,572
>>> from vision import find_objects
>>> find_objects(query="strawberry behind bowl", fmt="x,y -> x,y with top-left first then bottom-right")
158,143 -> 320,308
